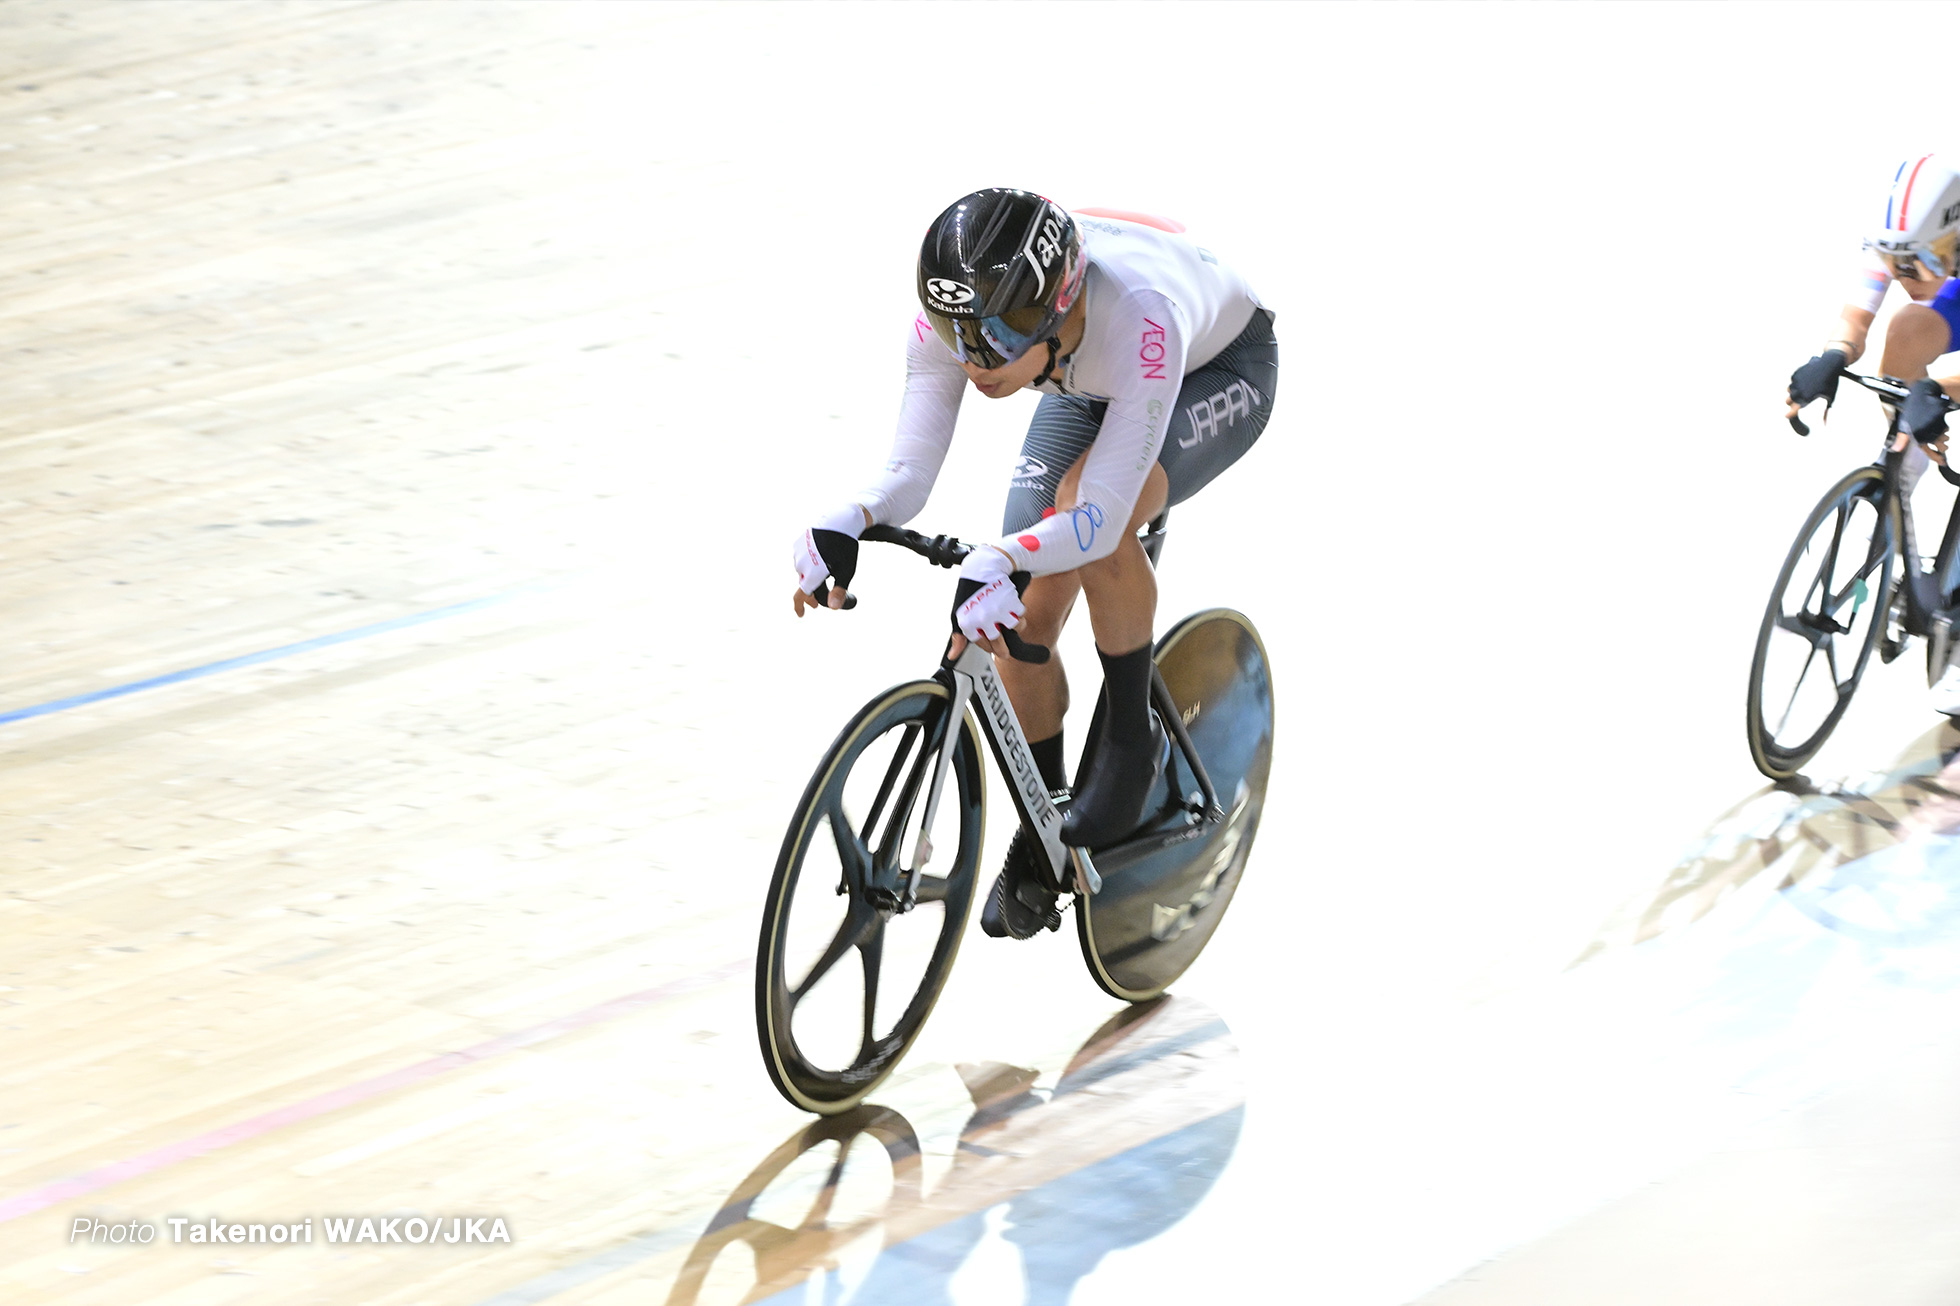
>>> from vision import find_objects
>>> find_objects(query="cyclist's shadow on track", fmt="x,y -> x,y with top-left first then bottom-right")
1582,718 -> 1960,966
665,995 -> 1244,1306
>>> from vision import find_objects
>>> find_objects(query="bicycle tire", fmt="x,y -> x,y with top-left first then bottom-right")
1076,609 -> 1273,1002
756,680 -> 984,1114
1746,466 -> 1896,780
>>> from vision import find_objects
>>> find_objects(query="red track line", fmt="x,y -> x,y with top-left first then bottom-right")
0,958 -> 749,1224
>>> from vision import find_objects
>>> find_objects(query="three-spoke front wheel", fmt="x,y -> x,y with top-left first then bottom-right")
1746,466 -> 1897,780
756,680 -> 984,1114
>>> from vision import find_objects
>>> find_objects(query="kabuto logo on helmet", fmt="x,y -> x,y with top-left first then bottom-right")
925,278 -> 976,308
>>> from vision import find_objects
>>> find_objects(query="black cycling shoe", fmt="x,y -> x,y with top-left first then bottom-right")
1061,709 -> 1167,850
980,793 -> 1069,940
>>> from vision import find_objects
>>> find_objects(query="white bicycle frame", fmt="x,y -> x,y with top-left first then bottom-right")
908,641 -> 1101,900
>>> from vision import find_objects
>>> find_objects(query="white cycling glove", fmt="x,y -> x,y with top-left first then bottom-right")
951,546 -> 1024,642
793,503 -> 868,597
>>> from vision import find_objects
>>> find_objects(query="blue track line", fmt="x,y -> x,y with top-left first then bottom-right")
0,590 -> 522,727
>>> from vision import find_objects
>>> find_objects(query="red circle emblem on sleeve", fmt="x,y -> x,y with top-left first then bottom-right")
1018,534 -> 1041,551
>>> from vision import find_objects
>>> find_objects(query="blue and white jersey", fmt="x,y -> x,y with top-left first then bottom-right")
1847,256 -> 1960,353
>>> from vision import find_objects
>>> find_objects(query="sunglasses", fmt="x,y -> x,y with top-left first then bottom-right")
1868,238 -> 1955,282
924,303 -> 1056,370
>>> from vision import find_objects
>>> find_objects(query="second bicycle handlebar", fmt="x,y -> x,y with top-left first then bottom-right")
1790,368 -> 1960,437
814,524 -> 1052,664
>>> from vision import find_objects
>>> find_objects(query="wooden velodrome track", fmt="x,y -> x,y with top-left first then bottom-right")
0,6 -> 1254,1303
18,4 -> 1960,1305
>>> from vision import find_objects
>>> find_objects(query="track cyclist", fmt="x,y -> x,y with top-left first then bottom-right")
789,189 -> 1277,939
1788,153 -> 1960,708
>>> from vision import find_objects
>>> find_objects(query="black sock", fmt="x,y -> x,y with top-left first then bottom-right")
1096,644 -> 1154,748
1027,725 -> 1074,788
1029,732 -> 1069,793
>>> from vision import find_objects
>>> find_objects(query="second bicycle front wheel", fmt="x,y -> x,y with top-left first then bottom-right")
756,679 -> 984,1115
1746,465 -> 1896,780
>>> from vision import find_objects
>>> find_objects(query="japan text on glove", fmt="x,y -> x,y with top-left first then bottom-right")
949,547 -> 1025,643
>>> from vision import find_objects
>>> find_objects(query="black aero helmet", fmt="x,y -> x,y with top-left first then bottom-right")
917,189 -> 1086,371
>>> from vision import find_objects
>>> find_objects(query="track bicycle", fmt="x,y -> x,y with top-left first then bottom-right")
755,514 -> 1274,1114
1747,371 -> 1960,779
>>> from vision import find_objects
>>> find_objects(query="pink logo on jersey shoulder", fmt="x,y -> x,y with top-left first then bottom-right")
1140,318 -> 1167,380
1018,534 -> 1041,551
914,312 -> 932,343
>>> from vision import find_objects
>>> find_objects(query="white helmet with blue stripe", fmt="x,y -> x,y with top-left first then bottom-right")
1867,153 -> 1960,279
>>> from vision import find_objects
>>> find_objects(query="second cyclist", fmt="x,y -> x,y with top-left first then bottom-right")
1788,153 -> 1960,709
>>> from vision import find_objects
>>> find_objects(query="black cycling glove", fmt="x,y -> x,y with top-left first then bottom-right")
1788,349 -> 1847,410
807,529 -> 859,591
1901,377 -> 1950,445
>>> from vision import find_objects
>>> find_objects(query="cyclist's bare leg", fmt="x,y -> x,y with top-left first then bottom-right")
996,572 -> 1080,743
995,452 -> 1167,671
990,459 -> 1167,742
1880,305 -> 1958,461
1050,458 -> 1170,844
1062,459 -> 1168,657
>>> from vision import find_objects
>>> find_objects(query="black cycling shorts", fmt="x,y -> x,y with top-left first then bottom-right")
1002,307 -> 1277,535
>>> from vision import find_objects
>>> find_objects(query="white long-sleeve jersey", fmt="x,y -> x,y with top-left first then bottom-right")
856,214 -> 1266,575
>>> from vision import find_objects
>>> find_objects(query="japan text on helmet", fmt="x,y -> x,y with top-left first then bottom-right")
1867,154 -> 1960,279
917,189 -> 1086,370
